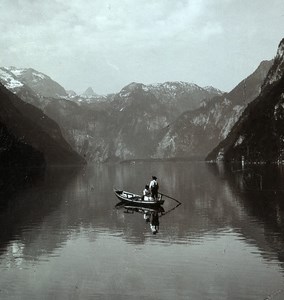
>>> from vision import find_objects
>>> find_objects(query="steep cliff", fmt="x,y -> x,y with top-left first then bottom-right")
206,39 -> 284,163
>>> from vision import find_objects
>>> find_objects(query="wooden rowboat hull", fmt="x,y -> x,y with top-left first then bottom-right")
114,189 -> 164,207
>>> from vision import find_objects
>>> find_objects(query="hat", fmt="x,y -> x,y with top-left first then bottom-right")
152,176 -> 157,180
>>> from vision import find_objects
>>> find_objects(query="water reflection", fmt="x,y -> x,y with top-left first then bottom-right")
207,162 -> 284,269
0,165 -> 83,261
115,202 -> 181,235
0,165 -> 45,206
2,162 -> 284,258
1,162 -> 284,300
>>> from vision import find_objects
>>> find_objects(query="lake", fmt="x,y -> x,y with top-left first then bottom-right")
0,161 -> 284,299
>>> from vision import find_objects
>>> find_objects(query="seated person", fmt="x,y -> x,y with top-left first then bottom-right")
142,185 -> 150,201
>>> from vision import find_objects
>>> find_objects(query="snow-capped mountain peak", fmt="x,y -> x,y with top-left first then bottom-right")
1,66 -> 68,98
6,67 -> 48,82
118,82 -> 148,97
0,67 -> 23,92
203,86 -> 224,95
5,66 -> 25,77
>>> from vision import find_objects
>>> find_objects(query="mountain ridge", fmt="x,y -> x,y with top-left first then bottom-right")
3,67 -> 68,98
154,59 -> 273,159
206,39 -> 284,163
0,59 -> 274,163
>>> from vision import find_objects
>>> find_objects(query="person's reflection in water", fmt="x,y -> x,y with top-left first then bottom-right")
144,211 -> 151,223
150,211 -> 159,234
116,201 -> 182,235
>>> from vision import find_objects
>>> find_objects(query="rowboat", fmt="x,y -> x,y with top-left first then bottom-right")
115,202 -> 165,214
113,189 -> 164,207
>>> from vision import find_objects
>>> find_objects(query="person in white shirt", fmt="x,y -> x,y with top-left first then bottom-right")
149,176 -> 159,200
142,185 -> 150,201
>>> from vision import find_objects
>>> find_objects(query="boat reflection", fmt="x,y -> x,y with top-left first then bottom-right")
115,202 -> 181,234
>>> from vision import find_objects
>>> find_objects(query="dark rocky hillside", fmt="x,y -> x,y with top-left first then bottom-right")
0,83 -> 85,165
206,38 -> 284,163
0,121 -> 45,197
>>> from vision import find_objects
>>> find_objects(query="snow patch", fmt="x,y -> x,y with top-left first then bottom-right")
142,86 -> 149,92
119,91 -> 130,97
203,86 -> 223,95
8,68 -> 24,77
0,69 -> 23,90
33,72 -> 46,80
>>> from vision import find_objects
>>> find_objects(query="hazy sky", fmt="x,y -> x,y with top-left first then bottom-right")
1,0 -> 284,94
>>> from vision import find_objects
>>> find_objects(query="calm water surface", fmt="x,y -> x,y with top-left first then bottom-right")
1,161 -> 284,299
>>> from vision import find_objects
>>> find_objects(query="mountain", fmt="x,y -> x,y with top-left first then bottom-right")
106,83 -> 172,160
206,39 -> 284,163
42,81 -> 222,162
41,96 -> 112,162
147,81 -> 223,119
0,83 -> 85,165
0,119 -> 45,197
0,65 -> 225,162
81,87 -> 97,98
3,67 -> 68,98
0,67 -> 49,111
117,81 -> 222,118
0,67 -> 111,161
66,90 -> 77,98
39,83 -> 172,162
203,86 -> 224,95
0,67 -> 25,93
100,81 -> 224,161
154,60 -> 273,160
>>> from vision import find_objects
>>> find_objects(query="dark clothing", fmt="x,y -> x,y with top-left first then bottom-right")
150,212 -> 159,233
149,179 -> 159,199
151,212 -> 159,226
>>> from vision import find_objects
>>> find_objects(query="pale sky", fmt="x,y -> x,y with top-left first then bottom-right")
1,0 -> 284,94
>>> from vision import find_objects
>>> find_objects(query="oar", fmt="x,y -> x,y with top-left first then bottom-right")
160,202 -> 181,217
159,192 -> 181,204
